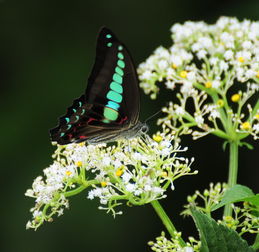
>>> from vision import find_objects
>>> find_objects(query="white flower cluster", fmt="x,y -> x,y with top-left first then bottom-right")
26,133 -> 196,229
138,17 -> 259,141
148,231 -> 200,252
25,143 -> 88,229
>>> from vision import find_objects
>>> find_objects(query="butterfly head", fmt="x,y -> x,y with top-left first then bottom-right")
123,121 -> 149,139
139,123 -> 149,134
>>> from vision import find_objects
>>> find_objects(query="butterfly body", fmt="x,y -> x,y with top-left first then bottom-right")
50,27 -> 146,145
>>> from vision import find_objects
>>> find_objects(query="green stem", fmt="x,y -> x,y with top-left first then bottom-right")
151,200 -> 186,247
252,233 -> 259,250
64,185 -> 88,197
223,141 -> 239,216
251,98 -> 259,119
211,129 -> 229,140
64,180 -> 98,198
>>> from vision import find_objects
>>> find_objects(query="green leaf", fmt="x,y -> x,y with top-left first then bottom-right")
252,234 -> 259,250
222,141 -> 228,151
190,208 -> 255,252
243,194 -> 259,206
212,184 -> 255,211
239,141 -> 254,150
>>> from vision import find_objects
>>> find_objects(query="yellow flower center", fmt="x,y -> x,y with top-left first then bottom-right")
255,114 -> 259,120
101,181 -> 107,187
160,171 -> 168,177
205,81 -> 212,88
179,70 -> 187,78
79,142 -> 85,147
115,168 -> 124,177
76,161 -> 83,167
256,71 -> 259,78
231,93 -> 241,102
153,134 -> 163,143
172,63 -> 177,69
224,215 -> 233,222
238,56 -> 245,63
35,216 -> 42,222
65,171 -> 72,176
241,121 -> 251,130
217,99 -> 224,107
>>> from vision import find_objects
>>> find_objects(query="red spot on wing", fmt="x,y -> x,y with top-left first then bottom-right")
79,135 -> 87,139
87,118 -> 95,124
118,116 -> 128,125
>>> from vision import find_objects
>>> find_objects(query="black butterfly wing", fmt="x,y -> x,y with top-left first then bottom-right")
85,27 -> 140,126
50,27 -> 140,145
50,95 -> 131,145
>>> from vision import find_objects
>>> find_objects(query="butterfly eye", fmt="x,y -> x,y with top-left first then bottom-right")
141,125 -> 149,134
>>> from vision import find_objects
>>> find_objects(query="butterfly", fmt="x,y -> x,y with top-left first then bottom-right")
50,27 -> 148,145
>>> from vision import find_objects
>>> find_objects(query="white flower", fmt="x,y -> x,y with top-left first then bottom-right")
195,115 -> 204,125
249,22 -> 259,40
113,159 -> 122,168
253,123 -> 259,132
141,70 -> 153,80
250,83 -> 259,91
216,17 -> 230,29
88,190 -> 95,200
144,184 -> 152,191
166,68 -> 175,78
158,60 -> 169,70
171,23 -> 193,40
191,43 -> 201,52
220,32 -> 234,47
175,106 -> 185,115
185,247 -> 194,252
181,81 -> 193,95
125,183 -> 136,192
170,55 -> 183,66
245,69 -> 256,79
33,210 -> 42,218
103,156 -> 111,166
197,49 -> 207,59
236,51 -> 251,61
198,36 -> 213,49
242,40 -> 252,49
212,80 -> 220,89
132,152 -> 142,160
187,71 -> 196,81
165,80 -> 175,89
154,47 -> 170,58
121,172 -> 132,183
210,57 -> 218,65
219,61 -> 229,71
134,188 -> 143,196
224,50 -> 234,60
161,140 -> 171,148
153,187 -> 165,194
210,110 -> 220,119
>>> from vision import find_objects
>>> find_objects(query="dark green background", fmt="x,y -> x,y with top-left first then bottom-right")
1,0 -> 259,251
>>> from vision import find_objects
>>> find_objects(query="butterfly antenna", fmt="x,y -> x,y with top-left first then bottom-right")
144,109 -> 162,123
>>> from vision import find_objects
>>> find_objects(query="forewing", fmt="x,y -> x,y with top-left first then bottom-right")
86,27 -> 140,125
50,27 -> 140,145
